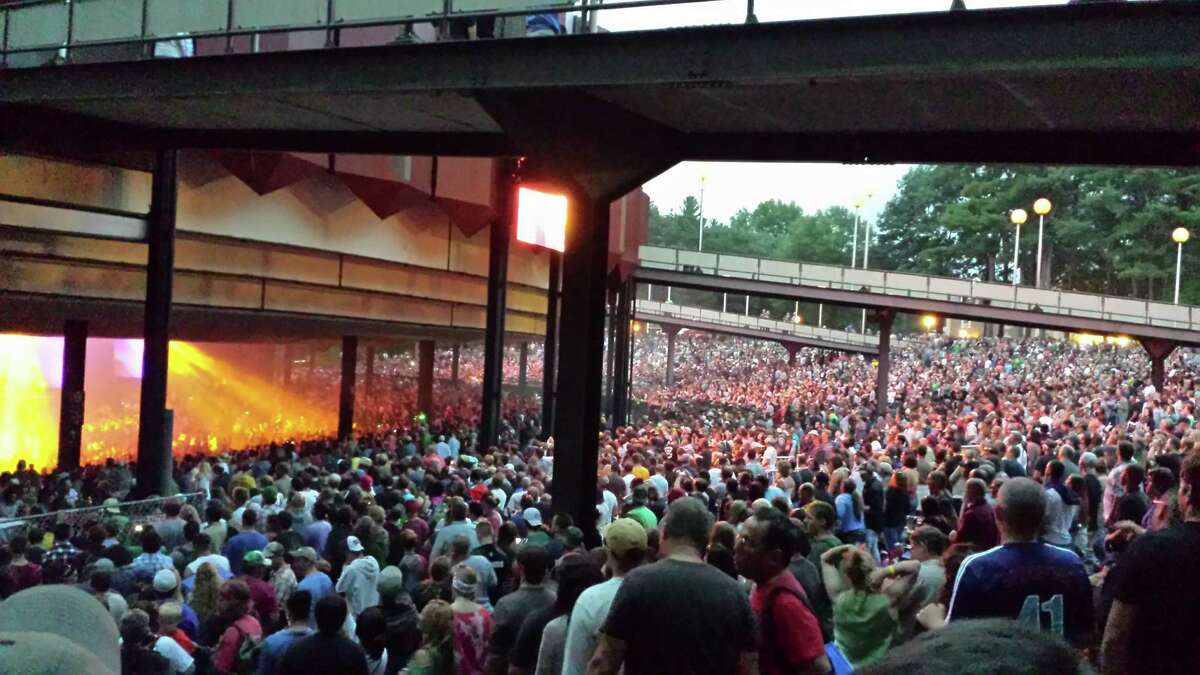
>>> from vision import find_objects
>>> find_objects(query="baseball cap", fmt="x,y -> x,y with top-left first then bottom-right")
153,568 -> 178,593
522,507 -> 543,528
604,518 -> 648,554
289,546 -> 318,562
377,565 -> 405,599
346,535 -> 365,553
263,541 -> 286,560
242,550 -> 267,568
562,526 -> 584,548
632,466 -> 650,480
0,585 -> 120,675
102,497 -> 121,515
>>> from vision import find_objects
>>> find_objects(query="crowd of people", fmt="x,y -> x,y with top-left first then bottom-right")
2,331 -> 1200,675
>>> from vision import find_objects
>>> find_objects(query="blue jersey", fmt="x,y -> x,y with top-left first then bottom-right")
946,542 -> 1093,646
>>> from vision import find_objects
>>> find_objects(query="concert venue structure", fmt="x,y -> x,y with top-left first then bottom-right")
2,0 -> 1200,529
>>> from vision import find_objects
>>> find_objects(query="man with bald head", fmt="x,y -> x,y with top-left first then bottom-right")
946,478 -> 1093,647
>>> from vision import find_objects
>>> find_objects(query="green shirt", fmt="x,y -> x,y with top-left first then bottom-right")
807,534 -> 842,567
626,505 -> 658,531
833,590 -> 896,668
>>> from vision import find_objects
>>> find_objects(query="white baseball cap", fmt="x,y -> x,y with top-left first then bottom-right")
346,535 -> 365,553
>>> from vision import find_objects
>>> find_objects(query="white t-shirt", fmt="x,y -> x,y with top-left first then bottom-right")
596,490 -> 619,530
186,553 -> 231,577
154,635 -> 194,675
561,576 -> 624,675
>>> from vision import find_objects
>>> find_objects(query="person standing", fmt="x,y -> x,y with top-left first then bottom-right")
588,497 -> 757,675
1102,453 -> 1200,675
561,518 -> 647,675
805,501 -> 842,566
947,478 -> 1093,648
337,535 -> 381,619
239,551 -> 281,629
834,481 -> 866,545
952,478 -> 999,551
1102,442 -> 1134,525
860,467 -> 885,561
290,546 -> 333,626
257,590 -> 314,675
430,498 -> 479,560
278,595 -> 369,675
735,507 -> 831,675
212,580 -> 263,675
224,509 -> 268,577
486,545 -> 554,674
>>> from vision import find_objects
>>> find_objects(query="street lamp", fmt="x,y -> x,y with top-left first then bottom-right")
1009,208 -> 1028,286
1033,198 -> 1052,288
921,314 -> 938,331
857,192 -> 874,333
851,197 -> 864,268
1173,227 -> 1190,304
862,191 -> 876,269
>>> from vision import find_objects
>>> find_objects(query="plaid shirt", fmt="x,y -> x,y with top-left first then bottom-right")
128,551 -> 175,582
42,541 -> 83,571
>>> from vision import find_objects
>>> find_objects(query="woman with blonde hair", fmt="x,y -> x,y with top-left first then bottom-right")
821,543 -> 914,669
405,600 -> 456,675
189,562 -> 223,641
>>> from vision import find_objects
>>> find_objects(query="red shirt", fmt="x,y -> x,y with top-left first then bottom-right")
214,614 -> 261,674
750,571 -> 825,675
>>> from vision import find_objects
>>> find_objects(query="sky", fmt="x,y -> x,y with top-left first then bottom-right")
595,0 -> 1070,223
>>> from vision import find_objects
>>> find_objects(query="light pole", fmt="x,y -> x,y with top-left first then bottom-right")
851,197 -> 864,268
1033,198 -> 1052,288
862,191 -> 875,269
858,193 -> 873,333
1009,208 -> 1027,286
1173,227 -> 1190,304
698,175 -> 707,252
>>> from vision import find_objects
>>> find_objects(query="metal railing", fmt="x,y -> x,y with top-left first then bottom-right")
0,0 -> 740,66
639,245 -> 1200,333
0,491 -> 204,543
636,299 -> 880,348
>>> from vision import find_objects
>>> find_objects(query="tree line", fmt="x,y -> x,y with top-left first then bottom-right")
646,165 -> 1200,328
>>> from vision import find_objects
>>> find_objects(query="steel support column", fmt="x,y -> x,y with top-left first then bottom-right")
480,159 -> 515,450
541,251 -> 561,439
552,193 -> 610,530
338,335 -> 358,442
135,149 -> 177,498
1143,338 -> 1177,393
664,325 -> 681,386
783,342 -> 800,367
518,342 -> 529,389
451,344 -> 461,383
418,339 -> 435,415
876,310 -> 895,419
610,280 -> 633,427
57,319 -> 87,472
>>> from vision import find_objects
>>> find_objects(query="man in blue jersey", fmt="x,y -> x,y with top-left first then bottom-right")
946,477 -> 1093,647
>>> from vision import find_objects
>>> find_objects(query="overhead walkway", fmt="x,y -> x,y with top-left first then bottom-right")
637,244 -> 1198,398
637,246 -> 1200,346
634,299 -> 878,356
